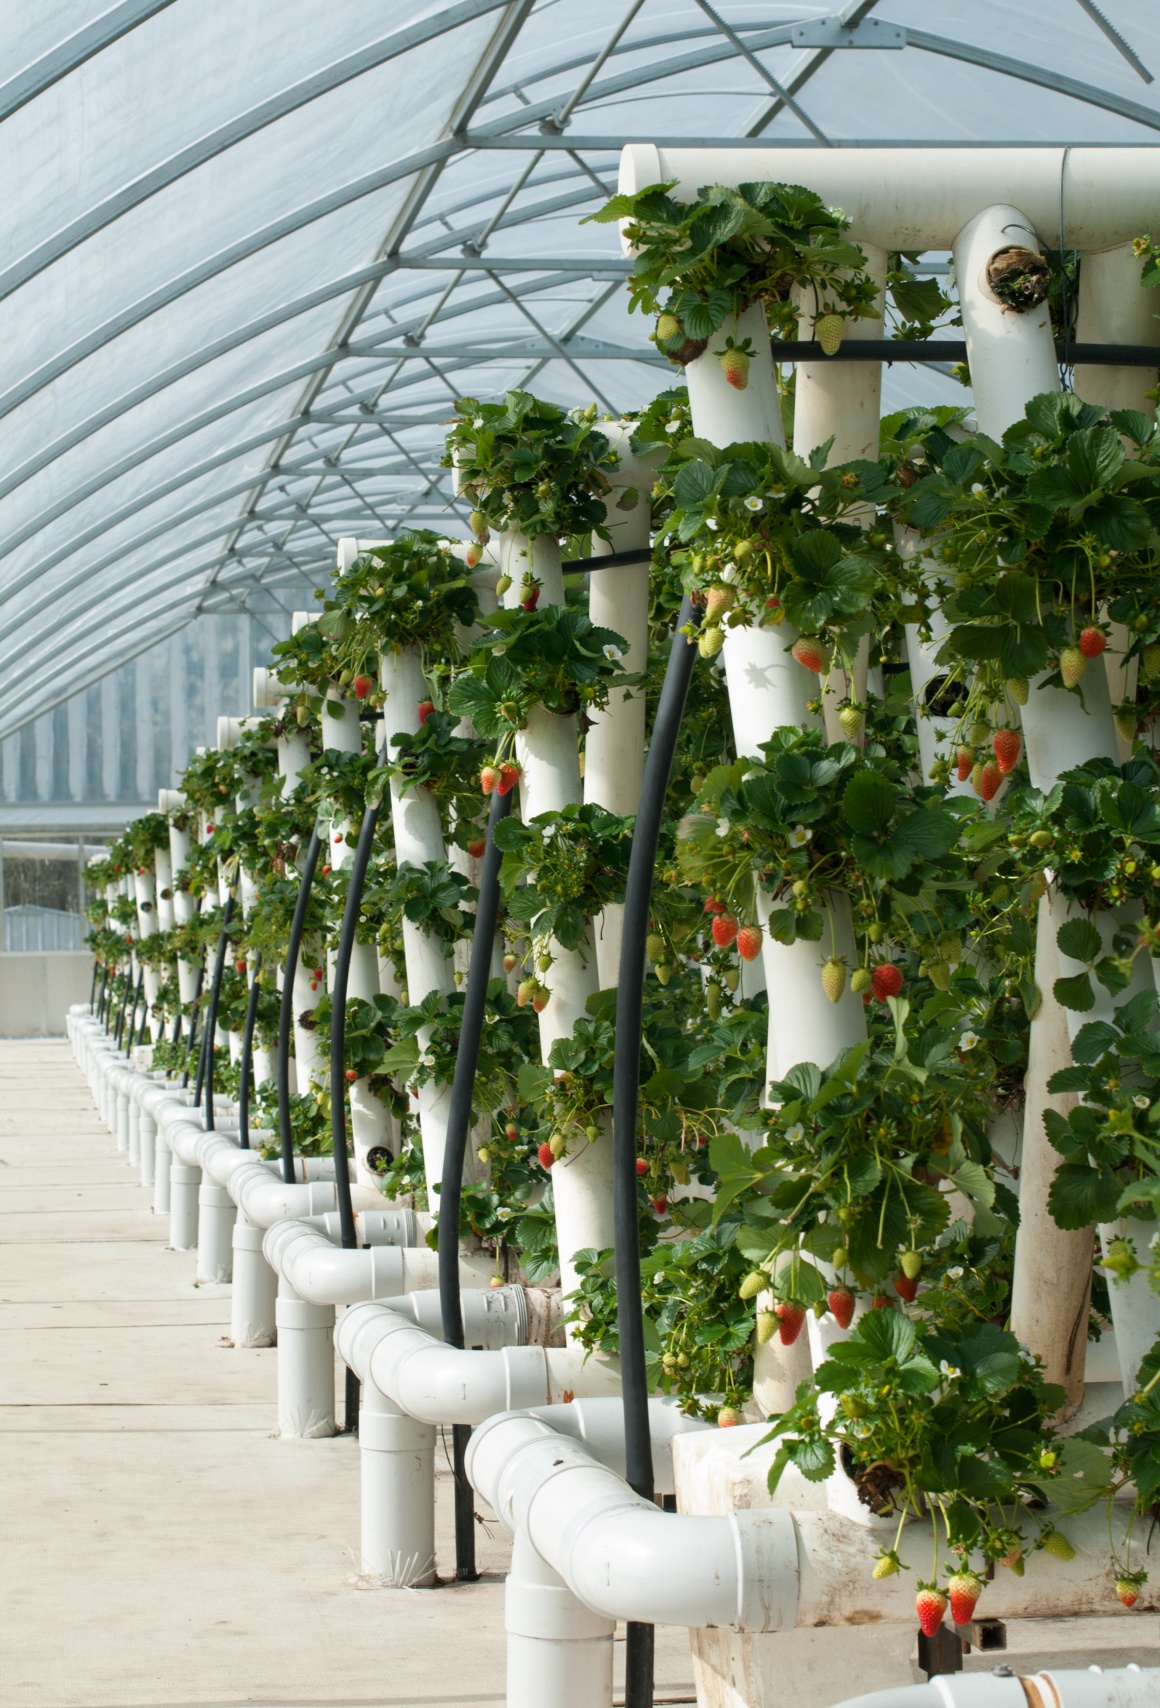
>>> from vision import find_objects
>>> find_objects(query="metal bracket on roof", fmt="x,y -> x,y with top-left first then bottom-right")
791,19 -> 906,49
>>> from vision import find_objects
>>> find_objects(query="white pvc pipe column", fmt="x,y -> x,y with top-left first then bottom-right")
497,529 -> 616,1313
583,423 -> 659,986
953,203 -> 1128,1412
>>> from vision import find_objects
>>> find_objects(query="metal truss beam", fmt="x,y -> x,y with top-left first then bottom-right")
0,1 -> 178,123
0,0 -> 513,304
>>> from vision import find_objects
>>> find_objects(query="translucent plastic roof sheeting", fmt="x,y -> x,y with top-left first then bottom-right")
0,0 -> 1157,738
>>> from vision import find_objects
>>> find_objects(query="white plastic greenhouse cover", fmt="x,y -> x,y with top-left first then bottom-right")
0,0 -> 1157,740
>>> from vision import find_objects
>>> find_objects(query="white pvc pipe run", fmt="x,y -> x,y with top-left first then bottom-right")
617,147 -> 1160,251
828,1672 -> 1160,1708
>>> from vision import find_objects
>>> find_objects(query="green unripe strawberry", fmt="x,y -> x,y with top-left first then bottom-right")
1059,645 -> 1085,688
821,958 -> 846,1003
1142,642 -> 1160,681
706,981 -> 722,1020
654,963 -> 671,985
704,584 -> 735,621
698,625 -> 725,658
495,573 -> 512,596
469,509 -> 488,539
1006,677 -> 1029,705
645,933 -> 665,964
815,312 -> 845,355
1041,1529 -> 1075,1561
838,704 -> 864,741
655,311 -> 682,342
739,1270 -> 767,1301
850,967 -> 872,995
756,1310 -> 777,1344
900,1250 -> 923,1280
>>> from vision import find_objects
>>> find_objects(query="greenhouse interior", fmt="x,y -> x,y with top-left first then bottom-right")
6,4 -> 1160,1707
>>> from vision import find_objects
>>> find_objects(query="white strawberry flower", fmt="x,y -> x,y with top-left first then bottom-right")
946,1266 -> 964,1281
542,822 -> 557,840
603,643 -> 623,662
970,483 -> 984,496
939,1360 -> 961,1379
744,496 -> 763,512
788,824 -> 812,848
715,818 -> 730,838
665,419 -> 682,434
959,1029 -> 980,1051
1134,1094 -> 1150,1109
705,517 -> 718,531
785,1123 -> 805,1143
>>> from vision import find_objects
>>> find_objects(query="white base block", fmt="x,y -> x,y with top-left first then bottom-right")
230,1214 -> 277,1348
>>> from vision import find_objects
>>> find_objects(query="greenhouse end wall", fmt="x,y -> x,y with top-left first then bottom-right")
0,952 -> 92,1037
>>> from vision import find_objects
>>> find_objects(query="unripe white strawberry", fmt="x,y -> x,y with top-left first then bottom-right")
815,312 -> 845,356
821,958 -> 846,1003
1059,645 -> 1085,688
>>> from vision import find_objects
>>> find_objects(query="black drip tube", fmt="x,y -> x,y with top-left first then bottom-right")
330,793 -> 385,1435
238,950 -> 262,1151
96,965 -> 109,1024
203,895 -> 236,1132
613,596 -> 700,1708
181,956 -> 207,1089
124,969 -> 145,1051
438,784 -> 512,1582
278,828 -> 322,1185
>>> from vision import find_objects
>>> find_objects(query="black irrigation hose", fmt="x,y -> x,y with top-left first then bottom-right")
113,967 -> 133,1048
203,895 -> 235,1132
124,969 -> 145,1051
278,828 -> 322,1185
180,957 -> 206,1088
89,961 -> 98,1009
437,783 -> 512,1583
613,596 -> 700,1708
96,966 -> 109,1023
238,951 -> 262,1151
330,792 -> 387,1437
192,1007 -> 210,1102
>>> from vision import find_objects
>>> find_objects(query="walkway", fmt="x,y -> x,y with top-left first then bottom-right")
0,1040 -> 695,1707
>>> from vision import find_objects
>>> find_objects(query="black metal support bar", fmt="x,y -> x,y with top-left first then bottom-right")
238,949 -> 262,1151
124,969 -> 144,1051
203,895 -> 236,1132
769,337 -> 1160,366
113,965 -> 132,1047
613,596 -> 701,1708
278,828 -> 322,1185
192,1004 -> 210,1102
96,965 -> 108,1023
89,960 -> 98,1009
437,784 -> 512,1582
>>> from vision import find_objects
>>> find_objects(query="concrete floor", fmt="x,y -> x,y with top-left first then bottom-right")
0,1041 -> 696,1708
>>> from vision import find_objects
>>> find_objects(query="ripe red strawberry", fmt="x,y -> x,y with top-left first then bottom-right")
345,1069 -> 358,1083
991,728 -> 1022,774
719,344 -> 750,390
418,699 -> 434,724
791,634 -> 828,673
871,962 -> 904,1001
636,1158 -> 649,1175
736,924 -> 763,962
537,1142 -> 555,1169
651,1194 -> 668,1215
353,674 -> 372,700
947,1570 -> 981,1626
712,914 -> 739,949
775,1301 -> 806,1345
703,896 -> 726,915
821,958 -> 846,1003
894,1274 -> 919,1303
977,759 -> 1001,801
505,1120 -> 519,1140
235,959 -> 247,974
871,1294 -> 891,1310
497,762 -> 521,797
481,764 -> 499,795
521,581 -> 540,612
1115,1576 -> 1142,1609
1060,645 -> 1086,688
916,1586 -> 948,1637
828,1287 -> 855,1329
467,838 -> 486,859
1079,625 -> 1106,659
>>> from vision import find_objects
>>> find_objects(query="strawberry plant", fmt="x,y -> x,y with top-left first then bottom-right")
494,804 -> 632,955
442,390 -> 617,542
585,179 -> 878,357
448,604 -> 630,732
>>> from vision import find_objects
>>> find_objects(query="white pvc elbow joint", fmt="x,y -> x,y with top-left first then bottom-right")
465,1410 -> 799,1632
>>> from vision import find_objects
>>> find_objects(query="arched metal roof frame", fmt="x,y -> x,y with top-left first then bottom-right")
1,0 -> 1158,741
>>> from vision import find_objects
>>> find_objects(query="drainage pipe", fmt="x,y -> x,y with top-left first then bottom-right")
828,1671 -> 1160,1708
